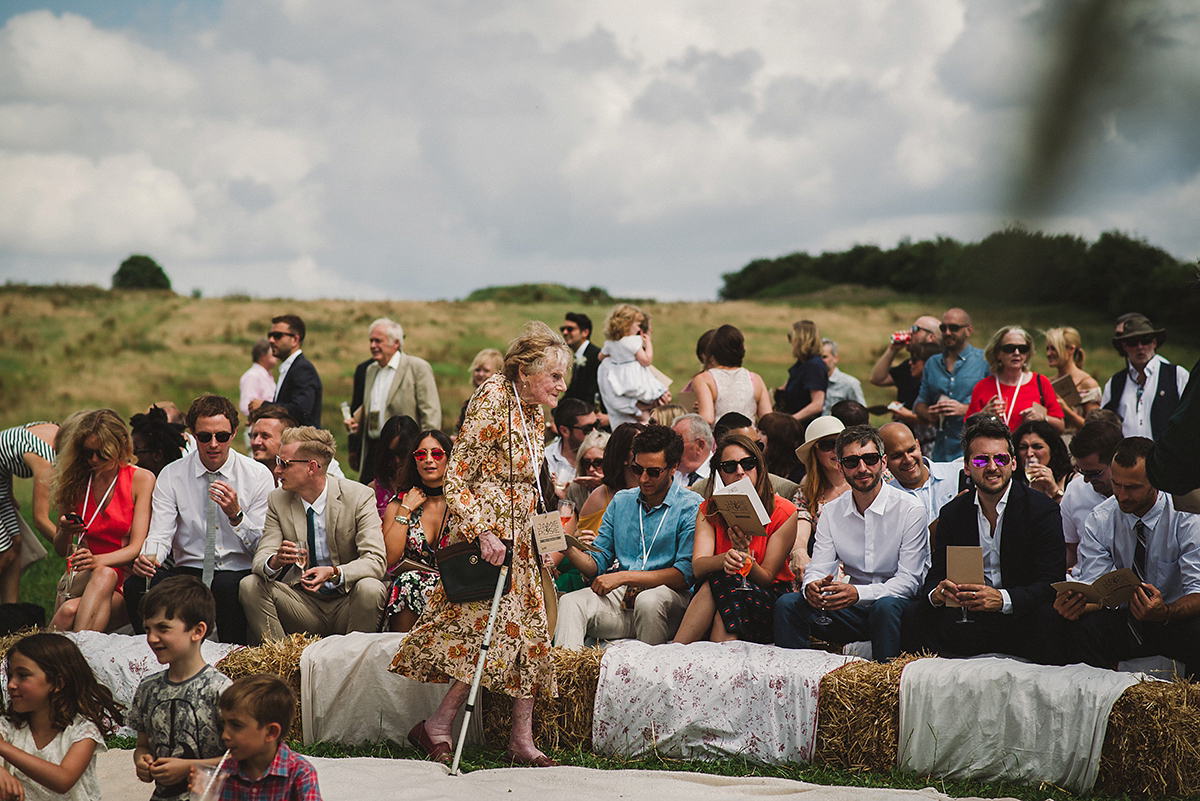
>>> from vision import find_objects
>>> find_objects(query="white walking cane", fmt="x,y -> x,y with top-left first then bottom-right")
449,562 -> 510,776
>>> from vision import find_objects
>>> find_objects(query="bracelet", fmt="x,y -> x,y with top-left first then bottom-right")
393,515 -> 411,526
398,504 -> 412,513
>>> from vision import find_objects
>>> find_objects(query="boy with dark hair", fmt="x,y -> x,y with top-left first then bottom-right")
207,674 -> 322,800
130,576 -> 232,801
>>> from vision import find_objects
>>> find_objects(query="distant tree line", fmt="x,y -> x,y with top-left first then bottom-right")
465,283 -> 621,304
720,227 -> 1200,337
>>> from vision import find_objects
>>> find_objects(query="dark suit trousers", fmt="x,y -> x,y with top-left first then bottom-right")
358,436 -> 379,486
901,598 -> 1067,665
123,566 -> 251,645
1075,608 -> 1200,678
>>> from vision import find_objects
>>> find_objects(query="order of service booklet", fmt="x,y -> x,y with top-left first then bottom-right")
1052,568 -> 1140,608
709,476 -> 771,536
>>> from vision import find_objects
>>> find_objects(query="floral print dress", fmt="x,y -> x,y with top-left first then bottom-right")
390,374 -> 556,699
384,504 -> 443,622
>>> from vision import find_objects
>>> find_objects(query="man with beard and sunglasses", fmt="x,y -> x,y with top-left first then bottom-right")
555,425 -> 702,647
127,394 -> 274,644
901,416 -> 1067,663
914,308 -> 990,462
1100,313 -> 1189,439
774,425 -> 929,661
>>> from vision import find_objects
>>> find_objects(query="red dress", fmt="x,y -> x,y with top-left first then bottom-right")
966,373 -> 1064,432
74,464 -> 135,594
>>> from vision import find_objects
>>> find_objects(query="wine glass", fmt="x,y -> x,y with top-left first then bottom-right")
812,580 -> 833,626
557,498 -> 574,530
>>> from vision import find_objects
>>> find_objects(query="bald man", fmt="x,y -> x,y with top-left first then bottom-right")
870,315 -> 941,426
914,308 -> 990,461
879,422 -> 962,526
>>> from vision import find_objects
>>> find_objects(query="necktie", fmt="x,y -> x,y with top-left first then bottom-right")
1128,519 -> 1147,645
202,473 -> 218,586
687,472 -> 700,486
307,507 -> 318,569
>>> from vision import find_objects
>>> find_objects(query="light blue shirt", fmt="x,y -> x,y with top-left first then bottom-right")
1078,492 -> 1200,604
888,458 -> 962,525
917,344 -> 990,461
593,481 -> 701,583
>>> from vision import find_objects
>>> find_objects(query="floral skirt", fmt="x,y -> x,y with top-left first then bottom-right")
708,574 -> 792,644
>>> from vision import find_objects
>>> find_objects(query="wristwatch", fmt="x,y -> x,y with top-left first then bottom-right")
228,510 -> 244,526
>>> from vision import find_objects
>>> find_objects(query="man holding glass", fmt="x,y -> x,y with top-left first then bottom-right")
127,394 -> 274,644
774,425 -> 929,661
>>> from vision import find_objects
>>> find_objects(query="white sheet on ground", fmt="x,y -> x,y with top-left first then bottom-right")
593,640 -> 859,763
95,750 -> 1014,801
0,632 -> 240,739
300,632 -> 481,746
897,657 -> 1140,792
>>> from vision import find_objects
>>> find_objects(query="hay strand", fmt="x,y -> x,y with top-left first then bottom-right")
481,646 -> 604,750
216,632 -> 321,742
1095,677 -> 1200,797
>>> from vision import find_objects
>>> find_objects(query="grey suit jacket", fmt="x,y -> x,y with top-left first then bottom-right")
356,353 -> 441,472
254,476 -> 386,588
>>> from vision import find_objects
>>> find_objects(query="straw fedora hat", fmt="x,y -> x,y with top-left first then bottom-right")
795,416 -> 845,464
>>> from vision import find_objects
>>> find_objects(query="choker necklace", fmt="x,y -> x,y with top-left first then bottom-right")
419,482 -> 444,496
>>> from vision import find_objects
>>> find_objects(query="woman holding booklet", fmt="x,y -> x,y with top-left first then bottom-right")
1043,326 -> 1101,431
672,434 -> 797,644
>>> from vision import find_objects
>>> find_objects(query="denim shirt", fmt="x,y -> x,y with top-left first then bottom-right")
917,344 -> 990,461
593,481 -> 701,584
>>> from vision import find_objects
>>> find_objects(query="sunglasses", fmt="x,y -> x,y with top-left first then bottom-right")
275,455 -> 308,468
579,457 -> 604,471
840,453 -> 882,469
815,438 -> 837,453
969,453 -> 1013,468
413,448 -> 446,461
939,323 -> 965,333
718,457 -> 758,474
195,431 -> 233,443
79,447 -> 109,461
629,462 -> 667,478
1121,334 -> 1156,347
911,324 -> 936,336
1080,467 -> 1107,480
559,325 -> 578,334
998,343 -> 1031,355
266,330 -> 296,340
568,422 -> 597,435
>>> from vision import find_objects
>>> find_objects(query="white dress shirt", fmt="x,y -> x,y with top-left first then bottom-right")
144,448 -> 274,572
1060,474 -> 1106,548
675,459 -> 711,488
1078,492 -> 1200,604
804,481 -> 930,603
544,438 -> 576,484
887,458 -> 962,524
367,351 -> 400,438
1099,355 -> 1190,438
274,349 -> 302,400
975,482 -> 1014,613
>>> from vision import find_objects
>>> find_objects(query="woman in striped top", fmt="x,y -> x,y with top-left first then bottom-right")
0,422 -> 58,603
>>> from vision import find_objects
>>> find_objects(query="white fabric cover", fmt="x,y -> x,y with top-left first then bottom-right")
300,631 -> 480,745
593,640 -> 859,763
897,657 -> 1140,792
0,631 -> 240,739
97,750 -> 976,801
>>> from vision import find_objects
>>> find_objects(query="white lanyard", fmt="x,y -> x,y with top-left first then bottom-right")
995,373 -> 1029,428
82,470 -> 119,531
510,381 -> 546,513
636,495 -> 669,571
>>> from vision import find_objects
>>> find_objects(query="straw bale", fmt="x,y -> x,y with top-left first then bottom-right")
1095,677 -> 1200,797
481,646 -> 604,750
812,653 -> 927,773
216,633 -> 320,742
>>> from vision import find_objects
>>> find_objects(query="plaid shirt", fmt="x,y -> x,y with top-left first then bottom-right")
219,744 -> 322,801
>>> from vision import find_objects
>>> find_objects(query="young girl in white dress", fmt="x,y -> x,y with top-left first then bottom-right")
0,633 -> 123,801
597,304 -> 669,426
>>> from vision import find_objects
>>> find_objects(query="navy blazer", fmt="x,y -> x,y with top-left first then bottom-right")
564,341 -> 603,410
920,480 -> 1065,617
276,353 -> 323,427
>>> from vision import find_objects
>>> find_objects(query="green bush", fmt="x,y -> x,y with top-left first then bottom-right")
113,255 -> 172,291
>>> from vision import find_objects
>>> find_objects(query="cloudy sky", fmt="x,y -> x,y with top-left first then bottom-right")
1,1 -> 1198,300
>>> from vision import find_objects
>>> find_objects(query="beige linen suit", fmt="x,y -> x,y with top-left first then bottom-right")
356,353 -> 441,474
240,476 -> 387,642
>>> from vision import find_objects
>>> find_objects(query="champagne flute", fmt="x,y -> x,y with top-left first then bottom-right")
557,498 -> 574,530
812,579 -> 833,626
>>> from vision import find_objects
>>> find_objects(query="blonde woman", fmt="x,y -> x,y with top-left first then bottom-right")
1043,327 -> 1101,430
456,348 -> 504,433
779,320 -> 826,423
596,304 -> 669,427
967,326 -> 1065,434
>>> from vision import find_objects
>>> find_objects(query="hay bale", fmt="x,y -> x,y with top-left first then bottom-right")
1095,678 -> 1200,797
481,646 -> 605,750
216,633 -> 320,742
812,653 -> 927,772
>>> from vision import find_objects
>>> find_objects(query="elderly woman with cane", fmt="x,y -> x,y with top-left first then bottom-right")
391,321 -> 569,768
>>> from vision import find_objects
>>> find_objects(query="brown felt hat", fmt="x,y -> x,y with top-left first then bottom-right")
1111,313 -> 1166,355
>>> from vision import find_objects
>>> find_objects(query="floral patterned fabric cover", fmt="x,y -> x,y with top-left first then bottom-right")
593,640 -> 860,764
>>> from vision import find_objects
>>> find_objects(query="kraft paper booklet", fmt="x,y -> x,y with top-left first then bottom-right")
648,365 -> 673,388
675,390 -> 698,414
709,476 -> 770,536
532,511 -> 568,554
945,545 -> 984,608
1050,373 -> 1082,409
1053,568 -> 1140,608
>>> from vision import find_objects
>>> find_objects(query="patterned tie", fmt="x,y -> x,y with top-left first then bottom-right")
687,472 -> 700,486
1127,519 -> 1147,645
202,473 -> 218,586
306,507 -> 318,569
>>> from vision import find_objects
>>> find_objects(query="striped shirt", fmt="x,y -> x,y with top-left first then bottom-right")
0,423 -> 56,550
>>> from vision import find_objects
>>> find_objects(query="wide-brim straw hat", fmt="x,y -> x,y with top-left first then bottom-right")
1111,313 -> 1166,354
795,416 -> 845,464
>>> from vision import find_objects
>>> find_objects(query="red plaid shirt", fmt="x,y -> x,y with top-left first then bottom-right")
218,744 -> 322,801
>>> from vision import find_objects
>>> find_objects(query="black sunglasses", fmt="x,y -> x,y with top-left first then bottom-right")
1080,467 -> 1106,480
195,431 -> 233,443
939,323 -> 965,333
629,462 -> 667,478
568,422 -> 597,435
578,457 -> 604,471
815,438 -> 837,453
718,457 -> 758,474
998,343 -> 1031,355
1121,334 -> 1156,347
840,452 -> 882,469
79,447 -> 109,461
266,330 -> 295,340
